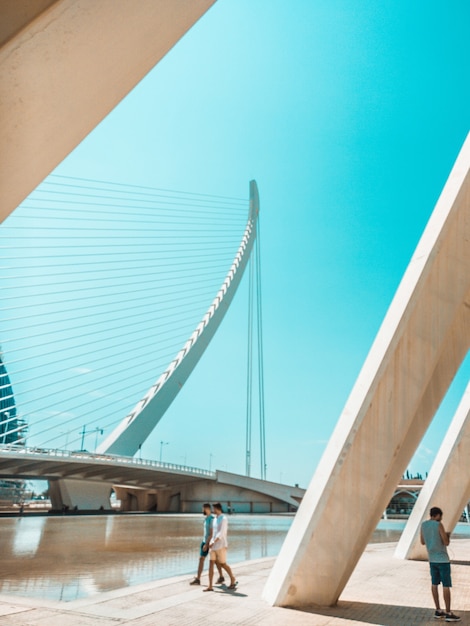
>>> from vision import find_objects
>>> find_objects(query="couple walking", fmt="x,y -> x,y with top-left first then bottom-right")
190,502 -> 237,591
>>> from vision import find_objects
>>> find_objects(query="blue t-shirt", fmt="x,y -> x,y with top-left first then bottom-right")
203,514 -> 214,543
421,519 -> 449,563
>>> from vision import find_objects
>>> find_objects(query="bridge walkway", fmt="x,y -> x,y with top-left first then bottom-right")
1,539 -> 470,624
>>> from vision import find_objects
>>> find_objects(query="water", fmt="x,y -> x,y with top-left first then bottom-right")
1,515 -> 469,602
0,514 -> 291,601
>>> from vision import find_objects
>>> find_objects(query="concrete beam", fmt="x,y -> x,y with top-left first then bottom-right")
216,470 -> 304,509
0,0 -> 216,223
263,133 -> 470,608
395,382 -> 470,560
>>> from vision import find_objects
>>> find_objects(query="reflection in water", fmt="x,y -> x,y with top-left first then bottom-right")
12,516 -> 46,557
0,514 -> 292,601
1,515 -> 468,602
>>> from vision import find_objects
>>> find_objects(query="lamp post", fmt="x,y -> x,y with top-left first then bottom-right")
94,427 -> 103,450
60,430 -> 70,450
159,441 -> 169,463
80,425 -> 87,451
209,452 -> 214,472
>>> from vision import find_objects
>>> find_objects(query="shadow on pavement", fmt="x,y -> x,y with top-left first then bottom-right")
296,601 -> 469,625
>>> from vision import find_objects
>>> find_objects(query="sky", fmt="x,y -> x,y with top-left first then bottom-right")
3,0 -> 470,488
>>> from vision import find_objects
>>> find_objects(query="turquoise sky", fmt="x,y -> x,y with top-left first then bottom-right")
8,1 -> 470,487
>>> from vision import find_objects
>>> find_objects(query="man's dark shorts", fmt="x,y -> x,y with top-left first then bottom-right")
200,541 -> 209,557
430,562 -> 452,587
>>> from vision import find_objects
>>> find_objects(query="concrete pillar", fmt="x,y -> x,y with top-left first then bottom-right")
0,0 -> 216,223
263,133 -> 470,608
113,486 -> 158,511
395,382 -> 470,560
49,478 -> 113,511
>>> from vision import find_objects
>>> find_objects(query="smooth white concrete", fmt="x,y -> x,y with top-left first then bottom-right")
264,133 -> 470,607
49,478 -> 113,510
395,382 -> 470,560
0,0 -> 216,224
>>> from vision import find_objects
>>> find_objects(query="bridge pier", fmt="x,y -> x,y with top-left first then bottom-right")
114,486 -> 156,512
49,479 -> 114,512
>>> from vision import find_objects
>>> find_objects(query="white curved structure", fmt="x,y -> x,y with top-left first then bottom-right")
0,0 -> 216,224
264,133 -> 470,608
97,181 -> 260,456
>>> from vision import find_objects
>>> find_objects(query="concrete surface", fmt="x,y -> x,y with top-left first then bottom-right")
1,538 -> 470,625
0,0 -> 216,222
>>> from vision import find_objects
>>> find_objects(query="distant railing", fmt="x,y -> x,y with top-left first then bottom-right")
0,444 -> 215,478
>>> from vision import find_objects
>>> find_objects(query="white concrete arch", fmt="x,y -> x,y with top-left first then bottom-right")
97,181 -> 259,456
0,0 -> 216,224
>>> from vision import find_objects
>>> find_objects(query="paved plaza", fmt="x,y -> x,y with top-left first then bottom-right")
0,539 -> 470,625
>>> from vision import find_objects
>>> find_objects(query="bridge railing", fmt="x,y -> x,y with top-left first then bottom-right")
0,444 -> 215,478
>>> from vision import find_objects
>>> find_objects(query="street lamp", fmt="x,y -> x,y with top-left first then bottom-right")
60,430 -> 70,450
94,427 -> 103,450
80,425 -> 87,451
159,441 -> 169,462
209,452 -> 214,472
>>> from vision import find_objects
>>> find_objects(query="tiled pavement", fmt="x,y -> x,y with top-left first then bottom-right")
1,540 -> 470,625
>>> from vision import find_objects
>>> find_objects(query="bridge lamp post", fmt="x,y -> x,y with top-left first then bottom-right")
60,430 -> 70,450
94,427 -> 103,450
80,425 -> 87,451
209,453 -> 214,472
159,441 -> 169,463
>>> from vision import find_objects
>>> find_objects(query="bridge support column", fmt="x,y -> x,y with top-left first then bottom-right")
263,134 -> 470,608
113,486 -> 158,512
395,382 -> 470,560
49,479 -> 113,511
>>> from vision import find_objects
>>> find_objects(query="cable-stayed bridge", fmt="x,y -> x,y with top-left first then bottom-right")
0,0 -> 290,514
0,176 -> 301,512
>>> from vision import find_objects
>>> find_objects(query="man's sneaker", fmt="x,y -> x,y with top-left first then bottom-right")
445,613 -> 461,622
216,576 -> 225,584
434,610 -> 445,619
189,577 -> 200,585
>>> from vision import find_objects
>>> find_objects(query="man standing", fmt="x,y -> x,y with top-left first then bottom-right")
204,502 -> 237,592
420,506 -> 460,622
190,503 -> 223,586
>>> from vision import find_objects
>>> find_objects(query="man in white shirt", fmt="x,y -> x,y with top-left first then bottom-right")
190,503 -> 223,586
203,502 -> 237,592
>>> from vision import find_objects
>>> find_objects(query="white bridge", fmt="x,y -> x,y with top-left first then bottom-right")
0,446 -> 304,513
0,0 -> 278,515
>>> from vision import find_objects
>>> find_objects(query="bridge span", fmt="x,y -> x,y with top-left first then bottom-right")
0,446 -> 304,514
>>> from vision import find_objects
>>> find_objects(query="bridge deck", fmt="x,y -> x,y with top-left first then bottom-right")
0,447 -> 214,488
